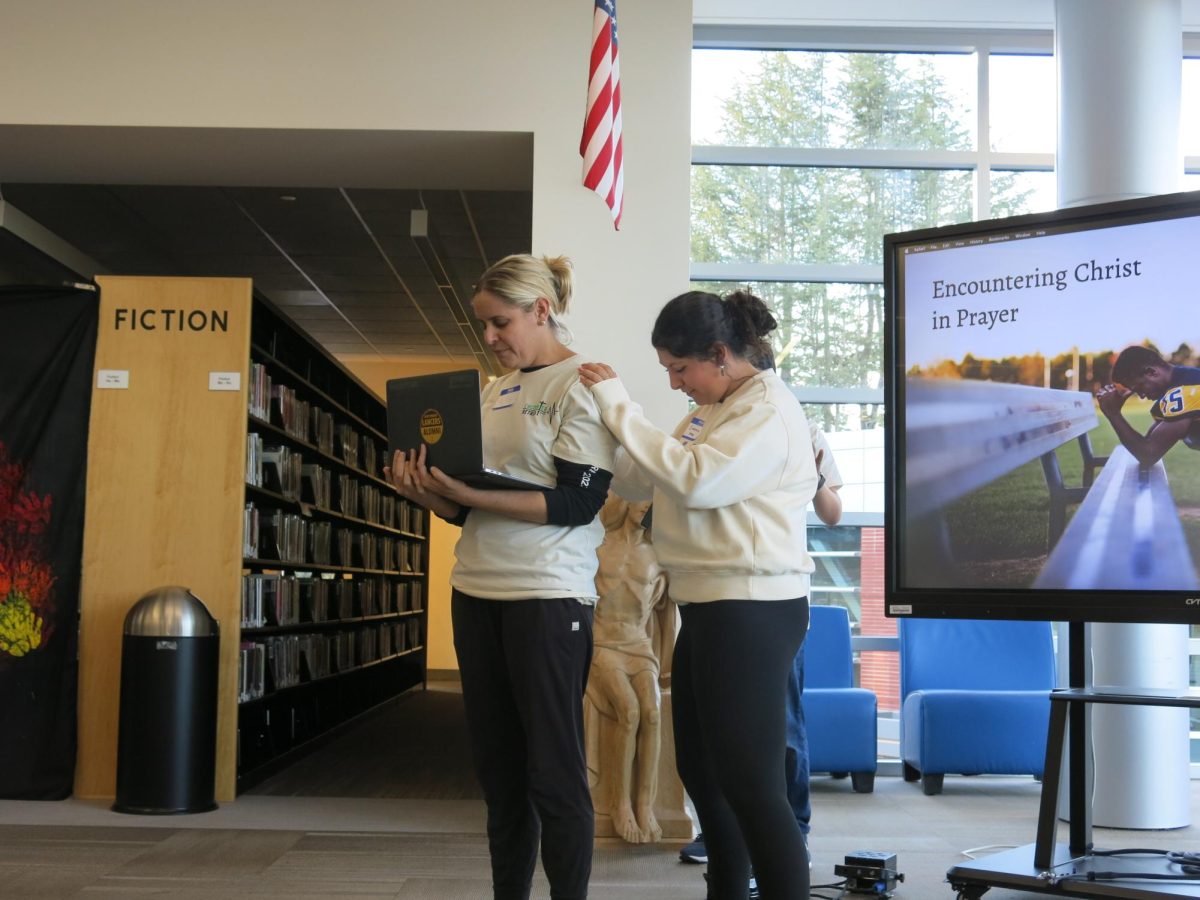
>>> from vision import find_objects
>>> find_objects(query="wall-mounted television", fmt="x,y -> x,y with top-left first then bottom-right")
885,190 -> 1200,624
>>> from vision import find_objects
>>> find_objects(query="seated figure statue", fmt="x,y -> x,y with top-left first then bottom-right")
586,494 -> 674,844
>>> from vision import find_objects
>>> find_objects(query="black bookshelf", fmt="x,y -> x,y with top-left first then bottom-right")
235,296 -> 428,791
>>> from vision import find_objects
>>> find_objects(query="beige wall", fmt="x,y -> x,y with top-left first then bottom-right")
1,0 -> 692,675
0,0 -> 692,424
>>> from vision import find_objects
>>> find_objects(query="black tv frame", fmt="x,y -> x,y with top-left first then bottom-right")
884,189 -> 1200,625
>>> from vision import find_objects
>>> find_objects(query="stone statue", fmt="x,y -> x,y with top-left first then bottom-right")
586,494 -> 679,844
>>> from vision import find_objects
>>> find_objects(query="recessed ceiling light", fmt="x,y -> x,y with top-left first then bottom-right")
279,194 -> 297,202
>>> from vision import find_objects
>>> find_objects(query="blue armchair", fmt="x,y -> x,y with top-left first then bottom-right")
898,617 -> 1055,795
804,605 -> 878,793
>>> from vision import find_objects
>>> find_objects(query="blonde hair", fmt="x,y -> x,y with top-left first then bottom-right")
475,253 -> 575,341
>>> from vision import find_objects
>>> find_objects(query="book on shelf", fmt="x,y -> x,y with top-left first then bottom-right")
410,582 -> 424,612
311,407 -> 335,456
265,634 -> 302,691
334,526 -> 354,567
331,630 -> 357,673
243,503 -> 260,558
359,482 -> 381,524
357,578 -> 377,617
409,503 -> 426,537
380,536 -> 396,572
334,578 -> 354,619
270,384 -> 312,442
299,633 -> 331,681
248,363 -> 272,421
307,520 -> 332,565
398,542 -> 424,574
380,579 -> 394,613
261,445 -> 302,500
301,463 -> 331,509
297,576 -> 331,623
337,422 -> 361,469
361,433 -> 378,477
255,508 -> 308,563
246,432 -> 264,487
359,625 -> 379,663
238,641 -> 266,703
355,532 -> 377,570
396,581 -> 409,613
240,575 -> 264,629
334,473 -> 359,518
242,573 -> 301,628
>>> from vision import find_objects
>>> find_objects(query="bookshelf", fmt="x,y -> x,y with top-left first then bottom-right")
236,300 -> 428,788
78,277 -> 427,802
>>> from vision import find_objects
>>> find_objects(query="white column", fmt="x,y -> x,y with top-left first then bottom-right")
1055,0 -> 1190,830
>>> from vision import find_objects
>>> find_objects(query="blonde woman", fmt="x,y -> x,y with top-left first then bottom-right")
387,254 -> 617,900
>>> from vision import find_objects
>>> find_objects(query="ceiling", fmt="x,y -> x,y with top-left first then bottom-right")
0,125 -> 535,376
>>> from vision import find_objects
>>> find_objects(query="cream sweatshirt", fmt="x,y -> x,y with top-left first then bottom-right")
590,370 -> 818,603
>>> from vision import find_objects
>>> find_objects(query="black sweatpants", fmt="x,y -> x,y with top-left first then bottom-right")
674,597 -> 810,900
452,589 -> 595,900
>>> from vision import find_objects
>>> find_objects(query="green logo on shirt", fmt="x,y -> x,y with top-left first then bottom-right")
521,401 -> 554,417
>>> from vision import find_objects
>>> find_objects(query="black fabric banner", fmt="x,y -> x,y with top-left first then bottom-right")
0,286 -> 97,799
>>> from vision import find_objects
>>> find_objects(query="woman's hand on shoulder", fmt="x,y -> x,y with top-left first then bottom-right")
579,361 -> 617,388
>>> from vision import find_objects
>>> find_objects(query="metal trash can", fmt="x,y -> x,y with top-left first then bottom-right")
112,586 -> 220,814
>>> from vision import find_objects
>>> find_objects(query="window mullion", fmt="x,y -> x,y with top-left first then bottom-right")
977,44 -> 992,219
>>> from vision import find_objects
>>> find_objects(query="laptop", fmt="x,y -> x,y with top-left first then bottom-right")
385,369 -> 544,491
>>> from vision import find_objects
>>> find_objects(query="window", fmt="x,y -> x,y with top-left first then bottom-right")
693,34 -> 1200,760
690,41 -> 1059,546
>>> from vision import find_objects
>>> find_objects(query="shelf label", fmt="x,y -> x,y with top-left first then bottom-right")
209,371 -> 242,391
96,369 -> 129,389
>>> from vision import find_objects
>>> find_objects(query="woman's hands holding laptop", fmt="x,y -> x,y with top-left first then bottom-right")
385,445 -> 472,518
385,446 -> 559,526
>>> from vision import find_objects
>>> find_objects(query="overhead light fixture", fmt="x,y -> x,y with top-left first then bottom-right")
410,208 -> 498,375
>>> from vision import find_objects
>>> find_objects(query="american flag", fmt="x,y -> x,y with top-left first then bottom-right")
580,0 -> 623,229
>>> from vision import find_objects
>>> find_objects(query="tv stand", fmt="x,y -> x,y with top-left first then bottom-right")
947,675 -> 1200,899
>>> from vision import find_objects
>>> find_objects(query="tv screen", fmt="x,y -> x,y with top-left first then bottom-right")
884,190 -> 1200,624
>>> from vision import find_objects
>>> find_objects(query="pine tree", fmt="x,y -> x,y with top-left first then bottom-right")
692,51 -> 1032,428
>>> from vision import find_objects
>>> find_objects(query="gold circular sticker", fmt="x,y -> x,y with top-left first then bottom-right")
420,409 -> 444,444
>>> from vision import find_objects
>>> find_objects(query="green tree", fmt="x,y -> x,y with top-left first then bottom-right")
692,51 -> 1033,429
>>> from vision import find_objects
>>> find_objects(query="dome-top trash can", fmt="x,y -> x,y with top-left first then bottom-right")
112,586 -> 220,814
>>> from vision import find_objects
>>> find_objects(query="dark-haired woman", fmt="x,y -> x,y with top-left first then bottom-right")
579,289 -> 816,899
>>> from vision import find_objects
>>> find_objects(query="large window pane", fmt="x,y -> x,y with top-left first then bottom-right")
1185,59 -> 1200,157
810,525 -> 862,621
801,405 -> 886,517
990,54 -> 1055,153
692,165 -> 973,265
692,280 -> 884,393
992,170 -> 1057,217
692,49 -> 975,150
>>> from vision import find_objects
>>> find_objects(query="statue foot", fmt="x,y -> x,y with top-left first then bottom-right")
636,806 -> 662,843
612,804 -> 643,843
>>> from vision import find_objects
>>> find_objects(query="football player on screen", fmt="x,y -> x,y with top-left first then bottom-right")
1096,345 -> 1200,466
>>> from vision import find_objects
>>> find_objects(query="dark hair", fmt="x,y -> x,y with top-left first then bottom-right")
650,289 -> 777,367
1112,345 -> 1168,384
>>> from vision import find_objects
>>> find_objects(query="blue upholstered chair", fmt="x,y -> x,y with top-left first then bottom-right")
898,617 -> 1055,795
804,605 -> 878,793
